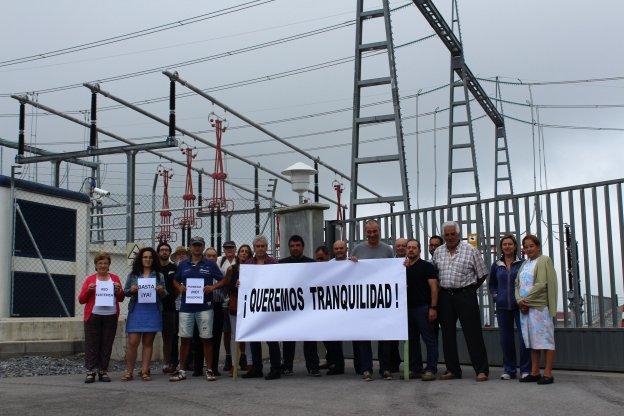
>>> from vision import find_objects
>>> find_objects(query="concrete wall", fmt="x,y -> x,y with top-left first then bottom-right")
275,203 -> 329,258
1,186 -> 89,319
0,317 -> 163,361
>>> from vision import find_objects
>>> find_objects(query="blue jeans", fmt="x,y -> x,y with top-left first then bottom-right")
408,305 -> 439,373
496,309 -> 531,375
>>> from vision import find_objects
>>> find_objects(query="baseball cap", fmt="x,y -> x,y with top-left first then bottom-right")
190,236 -> 205,245
223,240 -> 236,248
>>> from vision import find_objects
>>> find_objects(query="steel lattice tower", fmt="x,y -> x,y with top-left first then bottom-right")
493,77 -> 519,241
446,0 -> 483,244
349,0 -> 413,242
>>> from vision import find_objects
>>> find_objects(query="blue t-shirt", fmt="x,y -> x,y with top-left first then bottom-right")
174,258 -> 223,312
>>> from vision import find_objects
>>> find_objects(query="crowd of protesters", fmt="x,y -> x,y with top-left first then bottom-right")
79,219 -> 557,385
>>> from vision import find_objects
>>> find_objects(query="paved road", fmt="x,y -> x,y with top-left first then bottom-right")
2,362 -> 622,416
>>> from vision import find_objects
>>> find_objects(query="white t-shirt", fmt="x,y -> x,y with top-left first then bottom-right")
216,256 -> 236,276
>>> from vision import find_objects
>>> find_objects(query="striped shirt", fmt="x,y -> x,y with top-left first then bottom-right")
432,241 -> 488,289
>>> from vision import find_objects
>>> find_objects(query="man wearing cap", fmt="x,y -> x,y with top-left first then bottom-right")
169,236 -> 228,382
215,240 -> 237,373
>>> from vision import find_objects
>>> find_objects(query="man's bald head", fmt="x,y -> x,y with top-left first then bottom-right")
332,240 -> 347,260
394,238 -> 408,257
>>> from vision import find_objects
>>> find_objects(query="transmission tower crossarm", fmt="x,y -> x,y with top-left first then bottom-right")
84,82 -> 340,207
10,92 -> 286,205
162,70 -> 384,201
411,0 -> 503,128
0,136 -> 97,169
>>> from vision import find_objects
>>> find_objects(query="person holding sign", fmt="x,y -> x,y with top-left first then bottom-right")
350,220 -> 395,381
169,236 -> 228,382
122,247 -> 168,381
242,234 -> 282,380
224,244 -> 253,374
79,252 -> 125,384
279,235 -> 321,377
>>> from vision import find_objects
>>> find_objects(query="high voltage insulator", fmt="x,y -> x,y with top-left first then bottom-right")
157,165 -> 176,243
174,142 -> 201,245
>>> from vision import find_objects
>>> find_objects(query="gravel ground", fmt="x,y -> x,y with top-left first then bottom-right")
0,354 -> 161,378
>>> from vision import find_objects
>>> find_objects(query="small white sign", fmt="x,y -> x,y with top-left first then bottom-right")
185,278 -> 204,304
138,277 -> 157,304
95,280 -> 115,307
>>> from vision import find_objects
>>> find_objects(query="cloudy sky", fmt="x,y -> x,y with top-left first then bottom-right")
1,0 -> 623,215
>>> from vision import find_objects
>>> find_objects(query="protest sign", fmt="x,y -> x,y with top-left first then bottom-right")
138,277 -> 156,304
235,258 -> 407,341
185,278 -> 204,304
95,279 -> 115,307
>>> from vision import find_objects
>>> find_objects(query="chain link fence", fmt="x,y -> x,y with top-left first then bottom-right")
89,193 -> 277,255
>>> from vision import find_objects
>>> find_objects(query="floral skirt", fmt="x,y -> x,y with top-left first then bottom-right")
520,306 -> 555,350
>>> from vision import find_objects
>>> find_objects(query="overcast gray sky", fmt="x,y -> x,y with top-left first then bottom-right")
1,0 -> 623,215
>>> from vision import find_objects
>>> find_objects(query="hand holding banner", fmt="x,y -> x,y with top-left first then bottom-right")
95,279 -> 115,307
185,278 -> 204,304
235,258 -> 407,342
138,277 -> 156,304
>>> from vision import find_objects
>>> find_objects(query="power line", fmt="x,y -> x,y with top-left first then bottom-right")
478,75 -> 624,86
0,8 -> 362,74
0,2 -> 415,97
0,0 -> 276,68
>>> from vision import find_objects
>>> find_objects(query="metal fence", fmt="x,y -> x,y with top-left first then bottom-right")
335,178 -> 624,329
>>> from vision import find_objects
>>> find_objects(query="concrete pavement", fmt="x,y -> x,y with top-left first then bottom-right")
1,362 -> 622,415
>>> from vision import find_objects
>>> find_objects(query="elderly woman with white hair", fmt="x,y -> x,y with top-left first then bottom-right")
432,221 -> 490,382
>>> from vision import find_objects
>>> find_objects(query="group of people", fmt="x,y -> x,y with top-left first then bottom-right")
78,219 -> 558,385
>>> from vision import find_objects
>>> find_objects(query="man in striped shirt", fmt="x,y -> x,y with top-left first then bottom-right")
432,221 -> 489,382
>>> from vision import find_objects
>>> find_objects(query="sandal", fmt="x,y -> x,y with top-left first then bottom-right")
139,370 -> 152,381
120,370 -> 134,382
85,371 -> 96,384
169,369 -> 187,382
98,371 -> 111,382
205,368 -> 216,382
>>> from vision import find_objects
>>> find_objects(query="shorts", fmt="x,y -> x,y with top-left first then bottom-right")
179,310 -> 214,339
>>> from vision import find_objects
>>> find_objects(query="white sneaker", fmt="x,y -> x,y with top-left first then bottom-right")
521,373 -> 530,379
500,373 -> 511,380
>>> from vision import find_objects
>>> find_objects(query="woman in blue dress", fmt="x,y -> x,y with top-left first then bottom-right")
122,247 -> 167,381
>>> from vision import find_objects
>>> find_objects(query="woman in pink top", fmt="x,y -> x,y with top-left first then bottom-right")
78,252 -> 125,383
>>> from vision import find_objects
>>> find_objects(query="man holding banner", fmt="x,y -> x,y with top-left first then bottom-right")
278,235 -> 321,377
169,236 -> 227,382
350,220 -> 395,381
236,233 -> 407,382
241,235 -> 283,380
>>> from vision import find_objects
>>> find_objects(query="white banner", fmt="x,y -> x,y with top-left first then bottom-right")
138,277 -> 156,304
235,258 -> 407,342
185,278 -> 205,304
95,279 -> 115,307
